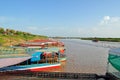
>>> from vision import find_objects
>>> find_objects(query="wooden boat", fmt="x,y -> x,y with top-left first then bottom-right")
25,46 -> 67,62
0,48 -> 62,72
20,39 -> 64,48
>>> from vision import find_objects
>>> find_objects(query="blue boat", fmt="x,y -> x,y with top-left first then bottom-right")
0,48 -> 62,72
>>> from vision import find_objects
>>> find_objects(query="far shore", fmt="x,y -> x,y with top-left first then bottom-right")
51,37 -> 120,42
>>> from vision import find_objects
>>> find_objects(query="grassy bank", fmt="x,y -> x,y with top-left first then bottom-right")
0,34 -> 48,46
81,38 -> 120,42
0,27 -> 48,46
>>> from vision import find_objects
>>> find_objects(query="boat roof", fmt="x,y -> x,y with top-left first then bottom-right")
36,47 -> 64,53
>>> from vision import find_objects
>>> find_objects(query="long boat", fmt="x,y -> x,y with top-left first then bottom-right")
0,50 -> 61,72
21,39 -> 66,61
20,39 -> 64,48
25,47 -> 67,62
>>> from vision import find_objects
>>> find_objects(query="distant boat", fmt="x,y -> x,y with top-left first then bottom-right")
92,39 -> 99,42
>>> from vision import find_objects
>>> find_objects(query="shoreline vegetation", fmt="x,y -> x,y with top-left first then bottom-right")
51,37 -> 120,42
81,37 -> 120,42
0,27 -> 47,46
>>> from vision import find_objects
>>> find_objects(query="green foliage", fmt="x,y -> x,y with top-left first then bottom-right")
81,37 -> 120,42
0,27 -> 4,34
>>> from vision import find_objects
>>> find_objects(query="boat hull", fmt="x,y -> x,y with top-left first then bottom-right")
60,57 -> 67,62
29,63 -> 61,71
0,63 -> 61,72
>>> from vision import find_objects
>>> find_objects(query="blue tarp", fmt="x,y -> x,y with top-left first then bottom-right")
31,52 -> 43,62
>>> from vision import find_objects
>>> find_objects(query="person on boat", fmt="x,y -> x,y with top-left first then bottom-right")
59,49 -> 65,54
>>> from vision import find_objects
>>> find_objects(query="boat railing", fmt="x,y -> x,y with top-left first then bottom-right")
0,48 -> 29,58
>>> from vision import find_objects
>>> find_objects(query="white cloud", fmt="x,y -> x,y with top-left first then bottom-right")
100,16 -> 120,25
75,16 -> 120,37
13,16 -> 120,38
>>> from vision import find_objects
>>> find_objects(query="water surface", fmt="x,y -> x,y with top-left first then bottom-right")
60,39 -> 109,74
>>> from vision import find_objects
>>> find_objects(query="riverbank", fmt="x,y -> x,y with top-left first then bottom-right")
0,34 -> 47,46
81,38 -> 120,42
0,27 -> 48,46
51,37 -> 120,42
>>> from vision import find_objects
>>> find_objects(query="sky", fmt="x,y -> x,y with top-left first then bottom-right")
0,0 -> 120,37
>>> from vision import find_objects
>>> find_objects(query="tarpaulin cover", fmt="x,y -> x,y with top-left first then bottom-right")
108,48 -> 120,71
31,52 -> 43,62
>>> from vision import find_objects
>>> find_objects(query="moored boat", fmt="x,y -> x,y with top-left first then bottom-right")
0,49 -> 62,72
20,39 -> 64,48
0,39 -> 66,72
107,48 -> 120,79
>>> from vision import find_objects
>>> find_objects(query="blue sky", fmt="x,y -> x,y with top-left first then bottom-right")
0,0 -> 120,37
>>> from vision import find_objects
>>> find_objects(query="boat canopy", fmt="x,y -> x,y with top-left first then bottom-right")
108,48 -> 120,71
31,51 -> 43,62
37,47 -> 60,53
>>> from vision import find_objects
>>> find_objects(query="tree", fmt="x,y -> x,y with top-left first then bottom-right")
6,29 -> 10,35
0,27 -> 4,34
9,29 -> 16,35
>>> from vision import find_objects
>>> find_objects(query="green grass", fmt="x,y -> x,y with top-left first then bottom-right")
0,34 -> 48,46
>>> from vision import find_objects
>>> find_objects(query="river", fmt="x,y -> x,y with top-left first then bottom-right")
1,39 -> 119,80
60,39 -> 109,74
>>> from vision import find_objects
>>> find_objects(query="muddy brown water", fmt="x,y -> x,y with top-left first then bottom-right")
60,39 -> 109,74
